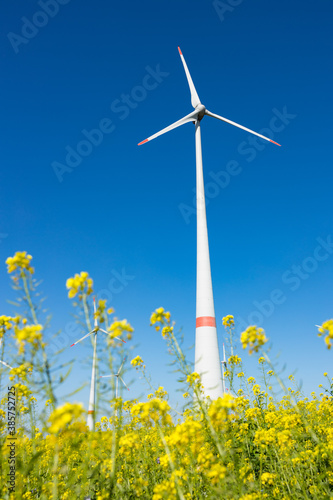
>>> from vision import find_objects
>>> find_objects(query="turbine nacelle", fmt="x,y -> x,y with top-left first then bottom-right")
138,47 -> 281,147
70,297 -> 126,347
195,104 -> 206,121
100,356 -> 130,397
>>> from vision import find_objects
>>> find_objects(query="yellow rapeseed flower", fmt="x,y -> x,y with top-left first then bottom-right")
206,462 -> 227,485
155,386 -> 168,399
228,355 -> 242,366
317,320 -> 333,349
6,251 -> 34,275
131,356 -> 144,367
208,394 -> 238,430
108,319 -> 133,343
14,382 -> 32,399
150,307 -> 171,331
66,271 -> 93,298
131,399 -> 172,427
241,326 -> 268,354
222,315 -> 234,327
0,315 -> 19,337
161,325 -> 173,338
14,324 -> 43,354
9,362 -> 33,381
48,402 -> 84,433
252,384 -> 261,396
186,372 -> 201,387
261,472 -> 276,485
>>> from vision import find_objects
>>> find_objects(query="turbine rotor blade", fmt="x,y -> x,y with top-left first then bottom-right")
114,336 -> 126,344
100,375 -> 113,378
0,360 -> 13,370
205,109 -> 281,146
93,297 -> 98,328
70,330 -> 95,347
178,47 -> 201,108
119,376 -> 130,391
118,356 -> 127,375
138,109 -> 198,146
100,329 -> 126,343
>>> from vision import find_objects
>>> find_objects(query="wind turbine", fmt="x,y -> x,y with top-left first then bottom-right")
100,356 -> 130,399
138,47 -> 280,399
70,298 -> 126,431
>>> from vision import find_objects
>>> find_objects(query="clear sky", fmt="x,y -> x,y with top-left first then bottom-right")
1,0 -> 333,411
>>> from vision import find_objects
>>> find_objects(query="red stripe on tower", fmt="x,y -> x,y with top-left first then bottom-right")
196,316 -> 216,328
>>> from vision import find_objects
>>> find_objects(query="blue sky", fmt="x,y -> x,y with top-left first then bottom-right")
1,0 -> 333,412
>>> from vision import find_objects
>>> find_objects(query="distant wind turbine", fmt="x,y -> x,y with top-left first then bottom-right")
71,298 -> 126,431
138,47 -> 280,399
100,356 -> 130,399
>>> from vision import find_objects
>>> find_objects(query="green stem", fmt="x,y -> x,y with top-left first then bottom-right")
262,350 -> 319,444
169,329 -> 225,458
22,274 -> 38,325
51,442 -> 59,499
82,294 -> 92,332
156,424 -> 185,500
22,273 -> 57,407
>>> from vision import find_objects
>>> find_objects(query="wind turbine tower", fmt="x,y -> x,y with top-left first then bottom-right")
138,48 -> 280,399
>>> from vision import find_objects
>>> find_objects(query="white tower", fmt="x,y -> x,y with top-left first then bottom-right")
194,119 -> 223,398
